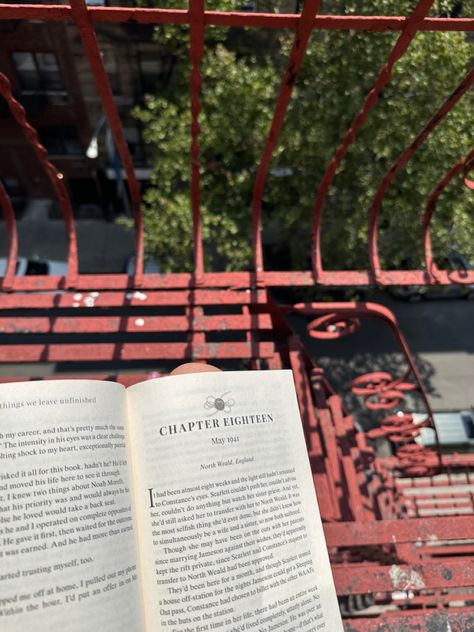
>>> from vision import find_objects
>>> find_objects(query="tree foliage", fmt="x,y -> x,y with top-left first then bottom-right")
134,0 -> 473,273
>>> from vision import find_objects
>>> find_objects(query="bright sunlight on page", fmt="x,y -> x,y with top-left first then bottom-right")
0,380 -> 143,632
127,369 -> 343,632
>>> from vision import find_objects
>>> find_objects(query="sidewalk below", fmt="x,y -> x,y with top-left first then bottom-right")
0,219 -> 135,274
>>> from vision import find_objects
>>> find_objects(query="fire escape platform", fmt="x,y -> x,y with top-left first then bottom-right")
0,1 -> 473,628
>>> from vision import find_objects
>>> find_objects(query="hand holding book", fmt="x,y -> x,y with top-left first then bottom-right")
0,366 -> 343,632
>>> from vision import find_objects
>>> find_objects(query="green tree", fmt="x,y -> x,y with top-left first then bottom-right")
134,0 -> 473,273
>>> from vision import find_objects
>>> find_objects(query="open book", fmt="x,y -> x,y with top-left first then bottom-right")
0,370 -> 343,631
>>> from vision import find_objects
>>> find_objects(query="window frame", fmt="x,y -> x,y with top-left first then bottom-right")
11,51 -> 66,94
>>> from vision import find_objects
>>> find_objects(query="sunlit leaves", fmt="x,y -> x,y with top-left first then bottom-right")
135,0 -> 472,272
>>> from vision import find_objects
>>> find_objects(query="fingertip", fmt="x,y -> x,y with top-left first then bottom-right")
169,362 -> 221,376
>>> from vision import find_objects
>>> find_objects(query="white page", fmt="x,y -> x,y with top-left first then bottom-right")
127,370 -> 343,632
0,380 -> 143,632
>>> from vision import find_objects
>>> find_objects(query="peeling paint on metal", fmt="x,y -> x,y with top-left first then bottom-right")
441,567 -> 453,580
389,564 -> 425,591
133,291 -> 147,301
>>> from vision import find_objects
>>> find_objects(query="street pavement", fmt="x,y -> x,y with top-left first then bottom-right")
289,290 -> 474,421
0,218 -> 135,274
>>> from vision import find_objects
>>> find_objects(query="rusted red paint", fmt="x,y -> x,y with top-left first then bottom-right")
324,515 -> 474,546
289,343 -> 336,522
0,3 -> 469,289
290,338 -> 382,523
0,341 -> 275,362
353,375 -> 417,412
0,268 -> 471,292
328,395 -> 368,521
0,73 -> 78,286
423,148 -> 474,281
368,69 -> 474,283
0,5 -> 472,32
0,288 -> 267,308
0,313 -> 272,335
333,558 -> 474,593
386,451 -> 474,470
188,0 -> 205,280
0,180 -> 18,291
307,314 -> 361,339
343,610 -> 474,632
285,317 -> 474,617
0,2 -> 472,623
311,0 -> 435,280
251,0 -> 321,276
0,373 -> 157,386
70,0 -> 144,285
293,301 -> 440,462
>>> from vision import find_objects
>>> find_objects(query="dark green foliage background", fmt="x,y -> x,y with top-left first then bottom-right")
133,0 -> 473,272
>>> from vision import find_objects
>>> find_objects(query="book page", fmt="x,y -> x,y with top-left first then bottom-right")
127,370 -> 343,632
0,380 -> 143,632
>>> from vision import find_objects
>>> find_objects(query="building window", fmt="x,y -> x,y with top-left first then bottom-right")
11,51 -> 64,92
101,50 -> 121,95
2,177 -> 25,201
38,126 -> 82,156
124,127 -> 145,163
139,52 -> 175,92
1,177 -> 26,214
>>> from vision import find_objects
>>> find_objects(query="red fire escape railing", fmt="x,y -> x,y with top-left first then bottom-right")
0,2 -> 473,629
0,2 -> 472,290
423,148 -> 474,282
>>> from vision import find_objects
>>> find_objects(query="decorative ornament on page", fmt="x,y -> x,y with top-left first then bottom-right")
204,392 -> 235,415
